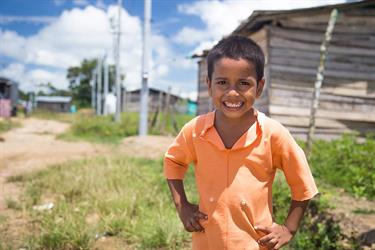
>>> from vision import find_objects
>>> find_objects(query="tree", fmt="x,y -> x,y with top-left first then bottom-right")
67,59 -> 97,108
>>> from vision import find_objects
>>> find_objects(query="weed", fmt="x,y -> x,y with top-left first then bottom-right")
6,174 -> 25,183
5,198 -> 22,210
308,134 -> 375,200
0,119 -> 21,134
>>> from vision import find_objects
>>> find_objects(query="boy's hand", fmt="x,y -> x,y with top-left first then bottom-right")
255,223 -> 293,249
179,202 -> 208,233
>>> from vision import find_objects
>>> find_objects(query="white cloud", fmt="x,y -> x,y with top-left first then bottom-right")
0,5 -> 143,91
0,63 -> 67,91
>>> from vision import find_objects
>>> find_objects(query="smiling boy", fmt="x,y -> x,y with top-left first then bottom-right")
164,35 -> 318,250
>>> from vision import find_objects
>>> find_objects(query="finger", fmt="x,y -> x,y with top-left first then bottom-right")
189,218 -> 204,232
184,221 -> 194,232
273,242 -> 282,250
254,225 -> 271,234
258,233 -> 273,244
266,238 -> 278,250
194,211 -> 208,220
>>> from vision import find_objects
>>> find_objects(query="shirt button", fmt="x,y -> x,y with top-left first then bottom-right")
209,197 -> 214,202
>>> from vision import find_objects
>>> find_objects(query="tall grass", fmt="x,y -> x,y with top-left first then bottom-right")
15,156 -> 196,249
59,112 -> 194,144
0,119 -> 21,134
8,153 -> 352,249
308,134 -> 375,200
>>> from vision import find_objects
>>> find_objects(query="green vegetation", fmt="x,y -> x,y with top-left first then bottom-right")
15,157 -> 195,249
59,112 -> 194,144
31,109 -> 79,123
9,154 -> 353,250
308,134 -> 375,200
273,173 -> 345,250
0,119 -> 21,134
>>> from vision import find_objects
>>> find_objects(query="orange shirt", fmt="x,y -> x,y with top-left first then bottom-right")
164,110 -> 318,250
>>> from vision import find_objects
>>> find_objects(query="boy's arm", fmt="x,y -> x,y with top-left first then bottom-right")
256,199 -> 310,249
167,179 -> 207,232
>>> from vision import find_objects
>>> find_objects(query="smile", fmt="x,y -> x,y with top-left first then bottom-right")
223,101 -> 244,109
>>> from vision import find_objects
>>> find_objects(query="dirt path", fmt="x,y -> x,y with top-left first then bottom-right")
0,118 -> 174,248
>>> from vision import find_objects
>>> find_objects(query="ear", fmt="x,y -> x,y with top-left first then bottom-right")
206,76 -> 212,97
256,78 -> 265,98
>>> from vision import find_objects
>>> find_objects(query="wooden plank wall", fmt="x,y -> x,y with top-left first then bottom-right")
268,7 -> 375,140
197,59 -> 211,115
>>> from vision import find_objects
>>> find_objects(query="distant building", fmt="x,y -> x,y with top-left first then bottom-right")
0,77 -> 19,117
36,96 -> 72,113
124,87 -> 185,112
195,0 -> 375,140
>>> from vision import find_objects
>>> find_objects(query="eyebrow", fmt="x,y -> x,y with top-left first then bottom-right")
214,77 -> 253,81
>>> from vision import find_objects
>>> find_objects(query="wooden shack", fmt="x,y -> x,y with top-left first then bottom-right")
124,87 -> 184,112
195,0 -> 375,140
36,96 -> 72,113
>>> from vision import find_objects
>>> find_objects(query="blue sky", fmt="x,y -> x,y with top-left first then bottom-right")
0,0 -> 347,100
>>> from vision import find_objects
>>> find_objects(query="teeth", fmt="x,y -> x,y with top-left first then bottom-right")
224,102 -> 242,108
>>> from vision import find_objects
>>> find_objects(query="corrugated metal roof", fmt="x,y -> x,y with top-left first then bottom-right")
36,96 -> 72,103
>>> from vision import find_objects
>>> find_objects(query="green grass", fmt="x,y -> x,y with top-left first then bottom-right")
16,156 -> 196,249
307,134 -> 375,200
0,119 -> 21,134
59,112 -> 194,144
10,153 -> 352,249
31,109 -> 81,123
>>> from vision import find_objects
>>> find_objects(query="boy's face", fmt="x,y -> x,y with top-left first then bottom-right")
207,57 -> 264,120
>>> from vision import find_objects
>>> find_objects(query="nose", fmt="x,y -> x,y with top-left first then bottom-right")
227,85 -> 240,96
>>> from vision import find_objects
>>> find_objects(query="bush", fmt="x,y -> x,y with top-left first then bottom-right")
60,112 -> 194,144
308,134 -> 375,200
0,119 -> 20,134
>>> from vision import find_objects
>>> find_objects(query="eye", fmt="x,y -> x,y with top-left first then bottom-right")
216,80 -> 226,85
239,81 -> 250,86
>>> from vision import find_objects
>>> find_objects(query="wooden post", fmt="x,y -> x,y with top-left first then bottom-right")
306,9 -> 338,157
151,91 -> 163,130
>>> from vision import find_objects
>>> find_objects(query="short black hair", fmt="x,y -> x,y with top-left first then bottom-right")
206,35 -> 265,82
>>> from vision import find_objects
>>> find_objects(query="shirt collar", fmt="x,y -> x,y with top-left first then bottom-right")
201,109 -> 264,136
199,109 -> 265,151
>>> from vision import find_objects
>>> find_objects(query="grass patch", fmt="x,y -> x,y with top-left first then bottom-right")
6,174 -> 26,183
59,112 -> 194,144
31,109 -> 82,123
14,153 -> 351,249
6,198 -> 22,211
0,119 -> 21,134
307,134 -> 375,200
352,208 -> 375,215
19,156 -> 196,249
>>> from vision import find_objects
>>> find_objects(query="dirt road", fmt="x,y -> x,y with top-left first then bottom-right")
0,118 -> 174,247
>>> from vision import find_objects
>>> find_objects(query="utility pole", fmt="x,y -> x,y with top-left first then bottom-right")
139,0 -> 152,136
115,0 -> 122,122
96,57 -> 102,115
91,69 -> 96,111
103,54 -> 109,115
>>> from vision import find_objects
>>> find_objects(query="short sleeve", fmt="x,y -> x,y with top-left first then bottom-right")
272,126 -> 319,201
164,123 -> 195,180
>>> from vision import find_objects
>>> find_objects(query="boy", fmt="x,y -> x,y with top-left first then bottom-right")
164,35 -> 318,250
